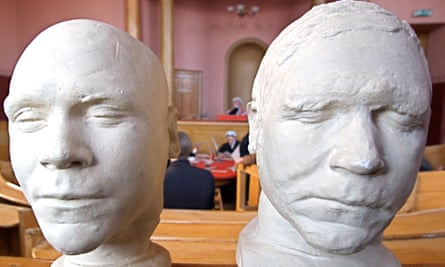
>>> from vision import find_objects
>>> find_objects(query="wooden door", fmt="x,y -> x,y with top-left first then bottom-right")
174,69 -> 202,120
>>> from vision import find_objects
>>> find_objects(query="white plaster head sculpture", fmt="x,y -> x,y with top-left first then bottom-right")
4,19 -> 179,266
237,1 -> 431,266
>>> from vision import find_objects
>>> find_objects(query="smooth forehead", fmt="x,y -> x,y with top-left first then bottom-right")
13,19 -> 152,71
7,19 -> 167,111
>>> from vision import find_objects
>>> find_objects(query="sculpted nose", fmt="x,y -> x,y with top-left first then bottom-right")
329,107 -> 385,175
40,147 -> 93,170
39,122 -> 93,170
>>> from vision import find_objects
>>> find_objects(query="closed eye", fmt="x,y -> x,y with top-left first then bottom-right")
375,109 -> 425,133
280,101 -> 338,124
86,105 -> 130,127
11,107 -> 47,132
281,110 -> 334,123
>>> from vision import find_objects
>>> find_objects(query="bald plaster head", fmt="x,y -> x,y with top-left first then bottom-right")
4,19 -> 178,266
248,0 -> 431,255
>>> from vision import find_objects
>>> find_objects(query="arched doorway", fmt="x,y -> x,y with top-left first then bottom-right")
226,39 -> 266,112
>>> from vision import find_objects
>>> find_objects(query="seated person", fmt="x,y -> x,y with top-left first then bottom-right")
236,132 -> 256,166
164,131 -> 215,209
227,96 -> 246,115
218,130 -> 240,160
235,132 -> 257,206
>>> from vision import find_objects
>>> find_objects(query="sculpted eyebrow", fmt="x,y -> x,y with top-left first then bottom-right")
79,94 -> 130,108
282,98 -> 339,112
80,95 -> 108,104
4,97 -> 45,117
79,94 -> 140,118
388,102 -> 429,120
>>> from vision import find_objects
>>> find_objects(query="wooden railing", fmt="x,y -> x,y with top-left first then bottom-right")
177,120 -> 248,154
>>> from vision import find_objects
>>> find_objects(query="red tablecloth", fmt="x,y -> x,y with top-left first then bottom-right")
193,159 -> 236,180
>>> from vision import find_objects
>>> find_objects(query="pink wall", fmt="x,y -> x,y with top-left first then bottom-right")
173,0 -> 311,119
371,0 -> 445,84
0,0 -> 444,121
372,0 -> 445,25
171,0 -> 445,119
140,0 -> 161,56
0,0 -> 126,76
0,0 -> 19,76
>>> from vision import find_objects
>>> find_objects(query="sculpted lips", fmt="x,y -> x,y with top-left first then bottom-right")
290,197 -> 389,227
36,196 -> 102,207
33,194 -> 108,223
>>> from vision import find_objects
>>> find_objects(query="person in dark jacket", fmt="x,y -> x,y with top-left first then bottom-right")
218,130 -> 241,160
236,132 -> 256,166
164,131 -> 215,209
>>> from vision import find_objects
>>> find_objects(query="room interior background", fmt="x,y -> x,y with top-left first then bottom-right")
0,0 -> 445,144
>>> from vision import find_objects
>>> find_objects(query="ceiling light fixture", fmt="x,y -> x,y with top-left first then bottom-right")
227,4 -> 259,18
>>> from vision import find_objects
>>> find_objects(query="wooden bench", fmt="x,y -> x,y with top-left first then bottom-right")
0,203 -> 37,257
21,170 -> 445,265
0,256 -> 249,267
29,209 -> 257,265
2,257 -> 443,267
234,166 -> 445,213
414,170 -> 445,211
29,208 -> 445,266
0,172 -> 29,207
383,208 -> 445,264
0,170 -> 38,257
0,256 -> 52,267
0,121 -> 10,162
399,170 -> 445,213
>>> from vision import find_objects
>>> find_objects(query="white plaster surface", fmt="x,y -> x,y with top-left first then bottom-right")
5,19 -> 179,266
237,0 -> 432,266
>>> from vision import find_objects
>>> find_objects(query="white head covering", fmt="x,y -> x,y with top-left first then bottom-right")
232,96 -> 243,104
225,130 -> 237,137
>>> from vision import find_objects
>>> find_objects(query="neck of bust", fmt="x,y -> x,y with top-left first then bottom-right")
52,241 -> 170,267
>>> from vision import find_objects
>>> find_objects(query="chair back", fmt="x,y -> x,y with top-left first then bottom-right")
236,163 -> 261,211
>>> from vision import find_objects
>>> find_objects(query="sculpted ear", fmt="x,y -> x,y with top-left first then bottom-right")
247,100 -> 261,154
167,106 -> 180,158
